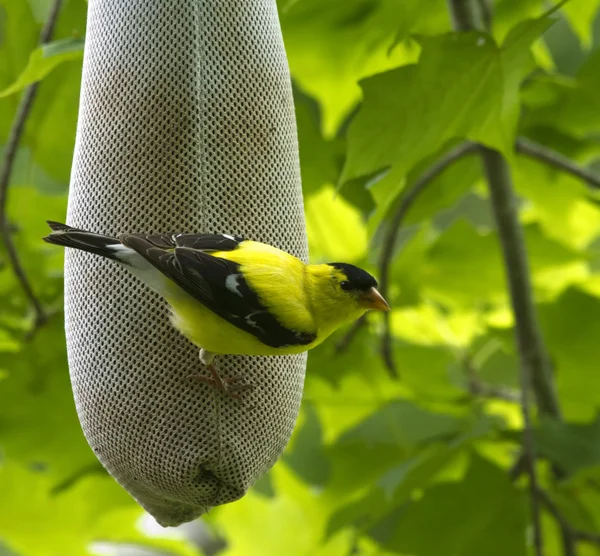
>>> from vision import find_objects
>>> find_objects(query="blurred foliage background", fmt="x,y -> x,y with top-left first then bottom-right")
2,0 -> 600,554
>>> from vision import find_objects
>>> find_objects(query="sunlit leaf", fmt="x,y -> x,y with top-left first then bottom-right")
305,185 -> 368,263
0,38 -> 83,98
212,463 -> 353,556
0,0 -> 40,140
513,156 -> 600,250
562,0 -> 600,47
0,462 -> 198,556
281,0 -> 449,134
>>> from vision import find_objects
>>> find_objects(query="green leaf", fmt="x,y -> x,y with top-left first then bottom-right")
538,288 -> 600,420
326,400 -> 467,494
342,14 -> 554,189
294,86 -> 376,214
0,145 -> 67,194
526,48 -> 600,138
24,60 -> 82,182
388,225 -> 431,307
294,87 -> 344,197
550,486 -> 598,533
0,462 -> 199,556
386,453 -> 528,556
377,441 -> 463,501
401,147 -> 482,227
419,219 -> 582,308
307,320 -> 380,387
0,0 -> 40,140
336,399 -> 463,449
6,186 -> 68,307
305,185 -> 368,263
1,0 -> 86,184
534,415 -> 600,475
326,442 -> 465,539
329,416 -> 497,543
391,343 -> 463,401
365,139 -> 482,251
473,337 -> 520,390
422,219 -> 508,307
561,0 -> 600,47
24,0 -> 55,23
513,155 -> 600,250
212,463 -> 353,556
492,0 -> 549,43
0,38 -> 84,98
281,0 -> 449,134
283,403 -> 330,486
0,316 -> 96,483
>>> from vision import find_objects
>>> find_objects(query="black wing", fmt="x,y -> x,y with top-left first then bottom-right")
120,233 -> 316,349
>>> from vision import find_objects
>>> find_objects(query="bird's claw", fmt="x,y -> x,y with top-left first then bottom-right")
187,365 -> 255,400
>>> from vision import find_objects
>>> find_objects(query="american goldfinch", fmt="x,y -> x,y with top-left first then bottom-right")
44,221 -> 389,398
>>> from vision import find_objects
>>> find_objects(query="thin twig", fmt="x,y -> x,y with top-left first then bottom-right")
0,0 -> 62,335
538,489 -> 600,551
477,0 -> 493,30
508,451 -> 528,482
574,530 -> 600,545
517,137 -> 600,189
463,355 -> 521,402
377,141 -> 478,377
467,379 -> 521,402
335,314 -> 367,353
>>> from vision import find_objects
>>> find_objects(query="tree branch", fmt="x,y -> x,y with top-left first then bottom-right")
481,122 -> 547,556
480,150 -> 562,418
517,137 -> 600,189
0,0 -> 62,334
446,1 -> 565,555
538,489 -> 600,552
478,149 -> 571,545
377,141 -> 479,377
447,0 -> 480,31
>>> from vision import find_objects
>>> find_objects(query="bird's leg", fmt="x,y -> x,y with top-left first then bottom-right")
188,350 -> 255,399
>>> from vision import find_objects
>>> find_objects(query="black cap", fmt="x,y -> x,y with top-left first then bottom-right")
328,262 -> 377,291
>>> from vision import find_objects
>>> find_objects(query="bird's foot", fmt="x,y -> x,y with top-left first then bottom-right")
188,364 -> 255,400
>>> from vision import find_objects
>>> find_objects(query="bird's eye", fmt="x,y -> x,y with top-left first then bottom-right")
340,281 -> 352,291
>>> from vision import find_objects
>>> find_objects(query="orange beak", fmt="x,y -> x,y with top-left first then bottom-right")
360,287 -> 391,312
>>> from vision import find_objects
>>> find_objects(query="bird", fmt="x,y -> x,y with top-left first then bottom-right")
43,221 -> 390,398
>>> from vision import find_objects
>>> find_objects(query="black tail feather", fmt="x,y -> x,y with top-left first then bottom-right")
43,221 -> 122,260
46,220 -> 75,233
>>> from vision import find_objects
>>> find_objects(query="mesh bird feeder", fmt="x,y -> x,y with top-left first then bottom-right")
64,0 -> 307,526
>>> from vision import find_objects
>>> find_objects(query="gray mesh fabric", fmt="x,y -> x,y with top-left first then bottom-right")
64,0 -> 307,526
